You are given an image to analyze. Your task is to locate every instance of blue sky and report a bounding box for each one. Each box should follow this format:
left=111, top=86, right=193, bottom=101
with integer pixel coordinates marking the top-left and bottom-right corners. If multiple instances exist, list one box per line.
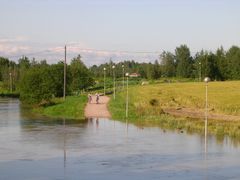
left=0, top=0, right=240, bottom=65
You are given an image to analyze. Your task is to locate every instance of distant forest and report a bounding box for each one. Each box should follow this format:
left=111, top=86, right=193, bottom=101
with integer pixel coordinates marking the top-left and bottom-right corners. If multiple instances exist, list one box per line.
left=0, top=55, right=94, bottom=103
left=90, top=44, right=240, bottom=81
left=0, top=44, right=240, bottom=103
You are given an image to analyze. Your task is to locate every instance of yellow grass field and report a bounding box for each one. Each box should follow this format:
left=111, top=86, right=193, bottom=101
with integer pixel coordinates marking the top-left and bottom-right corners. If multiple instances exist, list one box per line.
left=129, top=81, right=240, bottom=117
left=109, top=81, right=240, bottom=138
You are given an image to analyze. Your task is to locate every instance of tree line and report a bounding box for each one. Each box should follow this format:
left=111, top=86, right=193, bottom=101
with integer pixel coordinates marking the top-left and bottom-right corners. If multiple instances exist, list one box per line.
left=90, top=44, right=240, bottom=81
left=1, top=44, right=240, bottom=104
left=0, top=55, right=94, bottom=104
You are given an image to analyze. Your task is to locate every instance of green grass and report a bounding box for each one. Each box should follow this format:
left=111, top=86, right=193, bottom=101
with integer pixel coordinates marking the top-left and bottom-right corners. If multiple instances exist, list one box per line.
left=124, top=81, right=240, bottom=116
left=109, top=81, right=240, bottom=139
left=0, top=81, right=19, bottom=97
left=34, top=95, right=88, bottom=119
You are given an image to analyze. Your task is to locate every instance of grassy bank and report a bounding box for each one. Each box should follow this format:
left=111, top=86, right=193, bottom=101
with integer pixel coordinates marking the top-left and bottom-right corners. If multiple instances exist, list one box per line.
left=0, top=82, right=19, bottom=97
left=34, top=95, right=88, bottom=119
left=109, top=81, right=240, bottom=138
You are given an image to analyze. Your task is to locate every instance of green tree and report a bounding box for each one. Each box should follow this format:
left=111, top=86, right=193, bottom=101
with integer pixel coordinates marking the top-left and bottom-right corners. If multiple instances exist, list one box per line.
left=215, top=47, right=227, bottom=80
left=175, top=45, right=193, bottom=78
left=69, top=55, right=95, bottom=92
left=50, top=62, right=70, bottom=97
left=18, top=56, right=30, bottom=82
left=19, top=66, right=55, bottom=104
left=0, top=57, right=9, bottom=81
left=226, top=46, right=240, bottom=79
left=152, top=60, right=161, bottom=79
left=160, top=51, right=176, bottom=77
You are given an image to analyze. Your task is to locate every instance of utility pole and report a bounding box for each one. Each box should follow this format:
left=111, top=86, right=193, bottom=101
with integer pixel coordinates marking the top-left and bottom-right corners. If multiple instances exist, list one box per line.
left=64, top=45, right=67, bottom=100
left=9, top=72, right=12, bottom=93
left=199, top=62, right=201, bottom=82
left=104, top=68, right=106, bottom=95
left=125, top=73, right=129, bottom=118
left=112, top=65, right=116, bottom=100
left=204, top=77, right=210, bottom=155
left=122, top=65, right=125, bottom=89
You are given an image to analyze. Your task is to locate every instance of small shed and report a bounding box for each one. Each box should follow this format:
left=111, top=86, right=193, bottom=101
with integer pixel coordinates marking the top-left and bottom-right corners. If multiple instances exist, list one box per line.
left=129, top=73, right=140, bottom=78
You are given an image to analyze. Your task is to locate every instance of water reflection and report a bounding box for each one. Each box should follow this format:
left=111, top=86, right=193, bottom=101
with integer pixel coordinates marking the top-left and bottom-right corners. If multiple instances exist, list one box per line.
left=1, top=98, right=240, bottom=179
left=63, top=118, right=66, bottom=169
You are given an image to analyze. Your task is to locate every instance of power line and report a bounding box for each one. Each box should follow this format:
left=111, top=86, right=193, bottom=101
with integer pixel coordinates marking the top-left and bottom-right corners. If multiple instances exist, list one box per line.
left=68, top=47, right=162, bottom=54
left=4, top=44, right=204, bottom=61
left=6, top=47, right=64, bottom=59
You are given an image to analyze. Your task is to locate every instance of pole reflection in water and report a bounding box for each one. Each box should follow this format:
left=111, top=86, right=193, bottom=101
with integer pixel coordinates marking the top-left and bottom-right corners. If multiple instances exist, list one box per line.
left=125, top=118, right=129, bottom=137
left=96, top=118, right=99, bottom=129
left=2, top=98, right=240, bottom=180
left=204, top=78, right=209, bottom=180
left=63, top=118, right=66, bottom=170
left=204, top=77, right=210, bottom=156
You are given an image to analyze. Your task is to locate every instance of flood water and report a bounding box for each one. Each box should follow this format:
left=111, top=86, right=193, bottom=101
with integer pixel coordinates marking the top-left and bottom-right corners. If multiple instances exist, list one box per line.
left=1, top=98, right=240, bottom=180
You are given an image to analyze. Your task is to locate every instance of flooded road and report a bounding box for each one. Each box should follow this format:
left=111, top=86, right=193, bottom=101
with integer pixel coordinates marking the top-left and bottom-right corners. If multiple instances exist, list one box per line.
left=1, top=98, right=240, bottom=179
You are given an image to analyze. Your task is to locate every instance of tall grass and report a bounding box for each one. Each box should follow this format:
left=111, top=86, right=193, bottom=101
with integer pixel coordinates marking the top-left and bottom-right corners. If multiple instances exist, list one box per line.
left=129, top=81, right=240, bottom=116
left=109, top=81, right=240, bottom=139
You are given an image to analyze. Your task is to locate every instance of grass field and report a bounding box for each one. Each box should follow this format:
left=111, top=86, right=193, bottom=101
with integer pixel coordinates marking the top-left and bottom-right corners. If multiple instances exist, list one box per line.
left=34, top=95, right=88, bottom=119
left=109, top=81, right=240, bottom=138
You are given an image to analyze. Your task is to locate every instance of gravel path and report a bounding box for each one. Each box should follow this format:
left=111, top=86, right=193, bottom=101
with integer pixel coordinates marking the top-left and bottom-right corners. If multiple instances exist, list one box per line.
left=84, top=95, right=111, bottom=118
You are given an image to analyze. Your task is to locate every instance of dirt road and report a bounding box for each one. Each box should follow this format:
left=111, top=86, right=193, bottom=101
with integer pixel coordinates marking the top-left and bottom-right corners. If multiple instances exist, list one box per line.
left=84, top=95, right=111, bottom=118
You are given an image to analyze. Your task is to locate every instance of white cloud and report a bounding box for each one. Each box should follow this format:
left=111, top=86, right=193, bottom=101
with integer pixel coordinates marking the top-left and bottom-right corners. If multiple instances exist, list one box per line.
left=0, top=39, right=158, bottom=66
left=0, top=44, right=30, bottom=56
left=0, top=36, right=31, bottom=58
left=0, top=36, right=28, bottom=43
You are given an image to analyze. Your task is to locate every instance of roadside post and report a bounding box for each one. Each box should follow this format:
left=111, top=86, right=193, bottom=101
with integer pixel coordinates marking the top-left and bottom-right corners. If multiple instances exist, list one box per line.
left=103, top=67, right=106, bottom=95
left=112, top=65, right=116, bottom=100
left=125, top=72, right=129, bottom=118
left=122, top=65, right=125, bottom=89
left=204, top=77, right=210, bottom=155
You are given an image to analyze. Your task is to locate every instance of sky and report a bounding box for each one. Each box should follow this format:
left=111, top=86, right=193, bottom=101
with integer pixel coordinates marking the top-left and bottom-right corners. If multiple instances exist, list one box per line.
left=0, top=0, right=240, bottom=66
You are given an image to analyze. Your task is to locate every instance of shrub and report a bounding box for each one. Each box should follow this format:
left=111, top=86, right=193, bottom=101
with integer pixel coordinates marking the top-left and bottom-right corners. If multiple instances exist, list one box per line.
left=149, top=98, right=159, bottom=106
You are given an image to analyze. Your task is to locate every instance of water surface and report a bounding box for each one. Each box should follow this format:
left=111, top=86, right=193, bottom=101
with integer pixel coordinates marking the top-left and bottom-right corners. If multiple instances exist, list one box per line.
left=0, top=98, right=240, bottom=179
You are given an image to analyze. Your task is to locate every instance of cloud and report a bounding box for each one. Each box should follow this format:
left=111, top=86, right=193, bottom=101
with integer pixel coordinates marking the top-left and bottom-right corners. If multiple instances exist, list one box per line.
left=0, top=44, right=30, bottom=56
left=0, top=36, right=31, bottom=58
left=0, top=39, right=158, bottom=66
left=60, top=43, right=158, bottom=65
left=0, top=36, right=28, bottom=43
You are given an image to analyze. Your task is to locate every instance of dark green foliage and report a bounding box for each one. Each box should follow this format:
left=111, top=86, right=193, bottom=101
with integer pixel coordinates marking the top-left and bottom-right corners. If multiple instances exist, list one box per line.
left=90, top=44, right=240, bottom=81
left=160, top=51, right=176, bottom=77
left=2, top=44, right=240, bottom=104
left=0, top=57, right=18, bottom=91
left=149, top=98, right=159, bottom=106
left=216, top=47, right=227, bottom=80
left=49, top=62, right=69, bottom=97
left=175, top=45, right=193, bottom=78
left=152, top=60, right=161, bottom=79
left=18, top=55, right=93, bottom=104
left=0, top=57, right=9, bottom=81
left=18, top=56, right=30, bottom=78
left=69, top=55, right=95, bottom=92
left=89, top=60, right=157, bottom=80
left=20, top=66, right=55, bottom=104
left=226, top=46, right=240, bottom=79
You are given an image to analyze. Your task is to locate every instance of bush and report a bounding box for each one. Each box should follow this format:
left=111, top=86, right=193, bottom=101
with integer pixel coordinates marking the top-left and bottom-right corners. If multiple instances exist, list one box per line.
left=149, top=98, right=159, bottom=106
left=19, top=66, right=56, bottom=104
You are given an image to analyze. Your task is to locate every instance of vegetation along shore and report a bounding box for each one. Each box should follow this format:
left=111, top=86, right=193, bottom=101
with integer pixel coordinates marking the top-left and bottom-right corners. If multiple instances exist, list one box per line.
left=0, top=44, right=240, bottom=137
left=33, top=96, right=88, bottom=120
left=109, top=81, right=240, bottom=138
